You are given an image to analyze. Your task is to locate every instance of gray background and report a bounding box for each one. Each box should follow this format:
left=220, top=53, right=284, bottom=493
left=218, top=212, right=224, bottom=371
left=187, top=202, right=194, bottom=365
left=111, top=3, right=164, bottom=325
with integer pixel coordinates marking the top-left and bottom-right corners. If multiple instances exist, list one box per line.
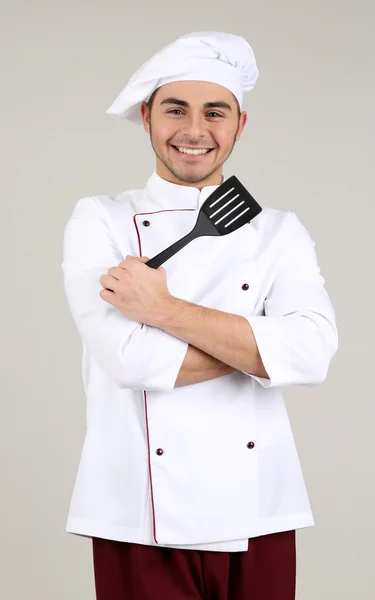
left=1, top=0, right=374, bottom=598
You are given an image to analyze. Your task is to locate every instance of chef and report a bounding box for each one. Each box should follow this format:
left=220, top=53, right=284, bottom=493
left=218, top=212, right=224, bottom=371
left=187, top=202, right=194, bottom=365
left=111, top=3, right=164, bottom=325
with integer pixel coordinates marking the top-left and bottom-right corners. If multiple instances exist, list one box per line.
left=61, top=31, right=338, bottom=600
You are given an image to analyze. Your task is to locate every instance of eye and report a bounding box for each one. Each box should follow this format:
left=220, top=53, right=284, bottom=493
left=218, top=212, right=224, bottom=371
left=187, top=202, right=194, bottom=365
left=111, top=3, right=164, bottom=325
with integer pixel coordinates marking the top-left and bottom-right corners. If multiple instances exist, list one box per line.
left=167, top=109, right=223, bottom=117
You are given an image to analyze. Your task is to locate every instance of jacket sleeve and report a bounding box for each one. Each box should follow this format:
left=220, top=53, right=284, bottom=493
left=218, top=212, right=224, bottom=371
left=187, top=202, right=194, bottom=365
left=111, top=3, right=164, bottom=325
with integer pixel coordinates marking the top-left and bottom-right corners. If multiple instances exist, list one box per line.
left=242, top=211, right=338, bottom=388
left=61, top=196, right=189, bottom=393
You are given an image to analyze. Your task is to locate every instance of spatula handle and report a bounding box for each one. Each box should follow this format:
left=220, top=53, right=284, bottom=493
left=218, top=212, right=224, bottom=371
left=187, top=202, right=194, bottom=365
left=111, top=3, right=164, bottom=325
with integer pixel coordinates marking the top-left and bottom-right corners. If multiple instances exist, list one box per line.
left=145, top=229, right=198, bottom=269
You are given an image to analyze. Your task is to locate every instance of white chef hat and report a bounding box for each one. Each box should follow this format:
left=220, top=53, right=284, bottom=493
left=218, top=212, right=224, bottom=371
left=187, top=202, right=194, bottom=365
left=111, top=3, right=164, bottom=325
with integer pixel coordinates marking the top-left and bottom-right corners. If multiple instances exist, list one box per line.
left=106, top=31, right=259, bottom=125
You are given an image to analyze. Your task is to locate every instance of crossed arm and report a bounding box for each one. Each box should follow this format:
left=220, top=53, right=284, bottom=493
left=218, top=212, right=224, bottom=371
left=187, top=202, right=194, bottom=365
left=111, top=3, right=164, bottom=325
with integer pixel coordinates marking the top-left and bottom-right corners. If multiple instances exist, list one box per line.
left=175, top=345, right=236, bottom=386
left=151, top=297, right=269, bottom=387
left=62, top=201, right=338, bottom=393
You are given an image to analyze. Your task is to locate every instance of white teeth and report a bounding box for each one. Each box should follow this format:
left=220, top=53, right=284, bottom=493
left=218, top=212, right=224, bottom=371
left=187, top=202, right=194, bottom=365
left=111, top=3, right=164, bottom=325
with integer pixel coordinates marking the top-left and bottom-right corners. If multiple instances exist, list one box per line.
left=176, top=147, right=211, bottom=155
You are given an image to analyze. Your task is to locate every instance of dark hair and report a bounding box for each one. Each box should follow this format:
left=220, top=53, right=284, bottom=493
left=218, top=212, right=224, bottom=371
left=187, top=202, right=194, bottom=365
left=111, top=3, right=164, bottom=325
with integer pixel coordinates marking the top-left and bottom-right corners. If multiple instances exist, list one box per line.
left=147, top=88, right=241, bottom=118
left=147, top=88, right=158, bottom=112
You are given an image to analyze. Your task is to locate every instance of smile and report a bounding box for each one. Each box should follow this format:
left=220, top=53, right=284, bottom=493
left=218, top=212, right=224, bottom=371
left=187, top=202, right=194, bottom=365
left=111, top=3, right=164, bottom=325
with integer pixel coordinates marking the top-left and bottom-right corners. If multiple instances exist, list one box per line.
left=171, top=145, right=214, bottom=157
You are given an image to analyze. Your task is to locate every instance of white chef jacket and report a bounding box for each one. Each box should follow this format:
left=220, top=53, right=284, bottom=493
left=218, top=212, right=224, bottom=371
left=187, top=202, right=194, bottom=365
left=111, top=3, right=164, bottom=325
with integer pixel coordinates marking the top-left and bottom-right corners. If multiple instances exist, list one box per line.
left=61, top=171, right=338, bottom=552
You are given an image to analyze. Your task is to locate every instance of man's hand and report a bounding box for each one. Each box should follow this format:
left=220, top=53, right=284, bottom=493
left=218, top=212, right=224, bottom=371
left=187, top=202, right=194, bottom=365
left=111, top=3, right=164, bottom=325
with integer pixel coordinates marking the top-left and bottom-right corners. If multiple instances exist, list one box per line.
left=99, top=255, right=173, bottom=326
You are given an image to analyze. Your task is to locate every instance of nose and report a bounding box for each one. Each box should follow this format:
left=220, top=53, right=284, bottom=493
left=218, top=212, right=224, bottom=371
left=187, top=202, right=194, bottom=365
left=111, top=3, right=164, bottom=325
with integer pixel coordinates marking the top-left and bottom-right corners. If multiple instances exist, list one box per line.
left=180, top=112, right=207, bottom=140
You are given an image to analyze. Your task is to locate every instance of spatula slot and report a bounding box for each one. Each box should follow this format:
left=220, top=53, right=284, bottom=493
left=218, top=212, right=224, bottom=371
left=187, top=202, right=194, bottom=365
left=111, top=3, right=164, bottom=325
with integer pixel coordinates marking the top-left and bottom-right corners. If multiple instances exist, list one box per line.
left=210, top=192, right=240, bottom=217
left=211, top=198, right=243, bottom=222
left=224, top=206, right=251, bottom=228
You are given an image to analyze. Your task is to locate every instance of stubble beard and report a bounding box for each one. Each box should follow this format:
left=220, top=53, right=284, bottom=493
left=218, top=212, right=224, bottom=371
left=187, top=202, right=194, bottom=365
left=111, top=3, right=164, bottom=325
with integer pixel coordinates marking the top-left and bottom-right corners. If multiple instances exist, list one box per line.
left=149, top=121, right=238, bottom=185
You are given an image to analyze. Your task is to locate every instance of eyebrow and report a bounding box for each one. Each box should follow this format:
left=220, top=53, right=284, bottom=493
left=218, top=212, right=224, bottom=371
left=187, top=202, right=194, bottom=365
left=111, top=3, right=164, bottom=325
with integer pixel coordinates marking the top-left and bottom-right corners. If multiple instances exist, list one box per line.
left=159, top=97, right=232, bottom=111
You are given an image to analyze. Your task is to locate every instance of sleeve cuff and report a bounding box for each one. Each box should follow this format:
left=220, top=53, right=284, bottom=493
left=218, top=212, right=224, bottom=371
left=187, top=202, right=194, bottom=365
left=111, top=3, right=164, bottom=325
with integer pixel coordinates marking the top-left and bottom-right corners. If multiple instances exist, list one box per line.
left=147, top=331, right=189, bottom=393
left=241, top=315, right=291, bottom=388
left=120, top=324, right=189, bottom=393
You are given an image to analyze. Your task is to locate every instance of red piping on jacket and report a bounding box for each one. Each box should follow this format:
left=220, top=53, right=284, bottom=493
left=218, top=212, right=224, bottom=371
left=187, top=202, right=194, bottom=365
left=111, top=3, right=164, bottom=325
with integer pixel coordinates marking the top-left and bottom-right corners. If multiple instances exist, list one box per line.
left=133, top=208, right=194, bottom=545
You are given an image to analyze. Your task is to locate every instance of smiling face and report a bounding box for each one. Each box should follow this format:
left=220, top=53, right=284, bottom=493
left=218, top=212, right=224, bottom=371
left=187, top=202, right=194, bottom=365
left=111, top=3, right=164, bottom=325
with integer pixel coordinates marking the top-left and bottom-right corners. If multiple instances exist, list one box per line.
left=140, top=80, right=247, bottom=188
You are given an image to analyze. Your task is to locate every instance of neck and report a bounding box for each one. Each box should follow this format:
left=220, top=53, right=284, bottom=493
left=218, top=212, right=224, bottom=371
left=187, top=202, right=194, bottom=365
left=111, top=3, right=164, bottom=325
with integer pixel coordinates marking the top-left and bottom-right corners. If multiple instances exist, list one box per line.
left=156, top=161, right=223, bottom=190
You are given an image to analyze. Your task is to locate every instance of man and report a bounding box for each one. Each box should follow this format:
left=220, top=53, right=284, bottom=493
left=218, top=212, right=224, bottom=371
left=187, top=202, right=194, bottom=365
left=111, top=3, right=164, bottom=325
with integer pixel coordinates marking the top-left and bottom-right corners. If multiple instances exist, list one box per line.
left=61, top=31, right=338, bottom=600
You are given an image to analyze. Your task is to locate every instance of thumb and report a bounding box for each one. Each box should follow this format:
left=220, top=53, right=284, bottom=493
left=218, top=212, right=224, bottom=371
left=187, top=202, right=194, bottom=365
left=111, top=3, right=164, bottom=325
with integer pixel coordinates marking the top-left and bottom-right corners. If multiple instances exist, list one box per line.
left=126, top=255, right=150, bottom=262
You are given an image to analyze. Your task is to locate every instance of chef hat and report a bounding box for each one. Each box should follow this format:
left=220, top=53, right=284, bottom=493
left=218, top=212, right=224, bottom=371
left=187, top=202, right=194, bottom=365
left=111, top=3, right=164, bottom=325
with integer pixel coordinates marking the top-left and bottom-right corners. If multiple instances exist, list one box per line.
left=106, top=31, right=259, bottom=125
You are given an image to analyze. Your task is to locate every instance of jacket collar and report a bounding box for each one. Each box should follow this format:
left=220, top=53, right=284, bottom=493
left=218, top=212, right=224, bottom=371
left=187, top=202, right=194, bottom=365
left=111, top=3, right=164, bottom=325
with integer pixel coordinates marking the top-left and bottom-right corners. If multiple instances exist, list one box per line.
left=145, top=171, right=226, bottom=211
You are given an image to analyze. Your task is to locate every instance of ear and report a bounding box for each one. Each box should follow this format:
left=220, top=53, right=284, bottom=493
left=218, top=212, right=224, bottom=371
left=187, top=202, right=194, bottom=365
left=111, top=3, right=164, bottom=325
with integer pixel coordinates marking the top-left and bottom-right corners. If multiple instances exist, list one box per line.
left=236, top=111, right=248, bottom=141
left=141, top=102, right=151, bottom=134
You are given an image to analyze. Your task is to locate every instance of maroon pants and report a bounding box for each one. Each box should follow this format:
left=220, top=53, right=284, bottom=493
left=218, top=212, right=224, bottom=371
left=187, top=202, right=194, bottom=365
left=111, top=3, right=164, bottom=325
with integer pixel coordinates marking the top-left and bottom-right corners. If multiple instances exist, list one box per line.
left=92, top=530, right=296, bottom=600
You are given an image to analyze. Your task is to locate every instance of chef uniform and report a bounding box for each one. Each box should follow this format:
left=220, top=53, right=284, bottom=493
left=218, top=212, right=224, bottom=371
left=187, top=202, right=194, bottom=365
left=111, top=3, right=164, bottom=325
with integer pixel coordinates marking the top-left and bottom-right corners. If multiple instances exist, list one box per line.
left=61, top=31, right=338, bottom=600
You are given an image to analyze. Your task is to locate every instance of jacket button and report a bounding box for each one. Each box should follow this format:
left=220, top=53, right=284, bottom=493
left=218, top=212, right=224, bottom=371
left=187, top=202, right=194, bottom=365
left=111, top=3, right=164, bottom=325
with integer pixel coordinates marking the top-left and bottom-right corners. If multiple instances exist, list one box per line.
left=247, top=441, right=255, bottom=449
left=156, top=448, right=164, bottom=456
left=242, top=283, right=249, bottom=290
left=142, top=220, right=151, bottom=227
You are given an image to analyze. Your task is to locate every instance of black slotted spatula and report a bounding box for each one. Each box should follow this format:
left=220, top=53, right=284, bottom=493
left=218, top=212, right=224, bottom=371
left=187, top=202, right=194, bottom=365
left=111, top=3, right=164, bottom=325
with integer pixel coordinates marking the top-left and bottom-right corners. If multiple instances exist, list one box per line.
left=145, top=176, right=262, bottom=269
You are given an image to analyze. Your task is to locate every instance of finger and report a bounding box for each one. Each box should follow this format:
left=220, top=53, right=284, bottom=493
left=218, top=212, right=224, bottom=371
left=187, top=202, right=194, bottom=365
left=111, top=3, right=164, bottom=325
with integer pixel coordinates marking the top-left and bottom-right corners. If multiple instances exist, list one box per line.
left=99, top=274, right=118, bottom=291
left=107, top=266, right=126, bottom=279
left=125, top=255, right=150, bottom=262
left=99, top=288, right=116, bottom=303
left=117, top=257, right=135, bottom=269
left=130, top=256, right=150, bottom=263
left=119, top=256, right=149, bottom=269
